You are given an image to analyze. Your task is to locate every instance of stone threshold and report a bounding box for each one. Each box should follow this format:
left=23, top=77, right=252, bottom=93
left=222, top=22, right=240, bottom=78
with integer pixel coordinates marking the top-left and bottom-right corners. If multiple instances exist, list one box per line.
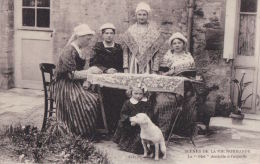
left=209, top=116, right=260, bottom=133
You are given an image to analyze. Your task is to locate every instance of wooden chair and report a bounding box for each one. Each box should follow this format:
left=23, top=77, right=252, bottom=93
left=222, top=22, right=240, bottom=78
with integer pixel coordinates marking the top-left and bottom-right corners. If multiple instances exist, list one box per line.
left=39, top=63, right=56, bottom=131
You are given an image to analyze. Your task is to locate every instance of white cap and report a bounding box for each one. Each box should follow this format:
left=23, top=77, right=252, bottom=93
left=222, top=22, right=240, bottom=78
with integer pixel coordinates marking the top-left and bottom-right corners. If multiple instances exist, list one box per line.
left=73, top=24, right=95, bottom=36
left=135, top=2, right=151, bottom=13
left=168, top=32, right=188, bottom=45
left=99, top=23, right=116, bottom=31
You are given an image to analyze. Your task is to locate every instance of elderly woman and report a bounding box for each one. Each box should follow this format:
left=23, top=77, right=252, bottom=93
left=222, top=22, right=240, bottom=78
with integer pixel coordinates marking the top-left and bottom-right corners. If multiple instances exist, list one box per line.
left=89, top=23, right=125, bottom=133
left=122, top=2, right=164, bottom=74
left=51, top=24, right=99, bottom=138
left=155, top=32, right=197, bottom=139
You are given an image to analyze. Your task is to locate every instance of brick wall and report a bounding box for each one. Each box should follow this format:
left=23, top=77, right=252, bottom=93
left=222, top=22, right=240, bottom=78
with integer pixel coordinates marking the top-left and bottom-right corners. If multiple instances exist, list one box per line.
left=0, top=0, right=14, bottom=89
left=192, top=0, right=232, bottom=115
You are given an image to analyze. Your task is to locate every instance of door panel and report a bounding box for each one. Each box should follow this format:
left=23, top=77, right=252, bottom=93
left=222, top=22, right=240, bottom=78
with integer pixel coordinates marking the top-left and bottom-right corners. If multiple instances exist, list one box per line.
left=15, top=30, right=53, bottom=89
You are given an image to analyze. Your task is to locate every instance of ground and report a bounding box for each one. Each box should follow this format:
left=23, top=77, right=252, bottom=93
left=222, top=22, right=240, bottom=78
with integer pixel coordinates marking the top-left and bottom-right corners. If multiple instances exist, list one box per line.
left=0, top=88, right=260, bottom=164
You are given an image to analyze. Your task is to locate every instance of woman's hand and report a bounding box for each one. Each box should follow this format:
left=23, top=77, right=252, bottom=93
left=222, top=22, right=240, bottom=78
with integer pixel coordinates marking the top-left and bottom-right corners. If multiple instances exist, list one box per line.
left=88, top=66, right=103, bottom=74
left=83, top=81, right=91, bottom=89
left=151, top=71, right=157, bottom=74
left=162, top=72, right=169, bottom=76
left=106, top=68, right=117, bottom=74
left=163, top=68, right=175, bottom=76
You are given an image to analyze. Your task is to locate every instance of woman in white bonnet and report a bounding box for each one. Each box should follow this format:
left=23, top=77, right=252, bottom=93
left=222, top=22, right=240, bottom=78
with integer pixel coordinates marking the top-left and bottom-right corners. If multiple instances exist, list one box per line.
left=89, top=23, right=125, bottom=132
left=51, top=24, right=99, bottom=138
left=155, top=32, right=197, bottom=139
left=122, top=2, right=165, bottom=74
left=160, top=32, right=195, bottom=76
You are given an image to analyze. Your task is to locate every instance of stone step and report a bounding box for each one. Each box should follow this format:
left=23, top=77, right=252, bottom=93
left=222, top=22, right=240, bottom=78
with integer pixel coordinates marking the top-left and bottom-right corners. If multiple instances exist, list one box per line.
left=244, top=113, right=260, bottom=121
left=209, top=116, right=260, bottom=132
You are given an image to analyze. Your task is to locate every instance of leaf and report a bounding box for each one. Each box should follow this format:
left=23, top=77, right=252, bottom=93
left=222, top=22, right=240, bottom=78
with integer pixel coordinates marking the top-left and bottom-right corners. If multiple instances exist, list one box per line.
left=241, top=93, right=253, bottom=105
left=232, top=79, right=239, bottom=83
left=239, top=73, right=246, bottom=93
left=243, top=81, right=252, bottom=88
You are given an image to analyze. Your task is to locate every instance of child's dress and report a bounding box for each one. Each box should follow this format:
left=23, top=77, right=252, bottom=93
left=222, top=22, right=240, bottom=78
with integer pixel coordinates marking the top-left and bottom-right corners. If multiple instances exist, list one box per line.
left=113, top=98, right=153, bottom=154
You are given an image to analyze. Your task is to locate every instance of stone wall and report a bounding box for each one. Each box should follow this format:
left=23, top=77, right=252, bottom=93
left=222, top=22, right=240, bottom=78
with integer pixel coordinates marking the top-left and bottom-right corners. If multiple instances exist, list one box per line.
left=0, top=0, right=15, bottom=89
left=0, top=0, right=234, bottom=115
left=51, top=0, right=188, bottom=64
left=192, top=0, right=232, bottom=115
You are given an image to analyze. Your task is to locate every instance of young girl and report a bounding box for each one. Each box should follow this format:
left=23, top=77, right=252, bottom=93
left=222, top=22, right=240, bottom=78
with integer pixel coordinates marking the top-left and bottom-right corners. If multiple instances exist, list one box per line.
left=113, top=84, right=153, bottom=154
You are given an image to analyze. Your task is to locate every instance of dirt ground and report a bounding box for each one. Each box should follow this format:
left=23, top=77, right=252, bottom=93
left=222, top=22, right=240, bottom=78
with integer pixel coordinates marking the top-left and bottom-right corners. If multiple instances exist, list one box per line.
left=1, top=88, right=260, bottom=164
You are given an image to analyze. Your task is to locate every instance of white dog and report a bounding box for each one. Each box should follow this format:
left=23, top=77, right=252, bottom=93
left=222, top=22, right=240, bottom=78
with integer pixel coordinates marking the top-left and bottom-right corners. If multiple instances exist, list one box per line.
left=130, top=113, right=166, bottom=160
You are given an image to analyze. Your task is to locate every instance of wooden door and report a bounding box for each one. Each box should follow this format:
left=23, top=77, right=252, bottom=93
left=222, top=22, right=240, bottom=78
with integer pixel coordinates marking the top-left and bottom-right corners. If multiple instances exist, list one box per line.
left=14, top=0, right=53, bottom=89
left=232, top=0, right=259, bottom=113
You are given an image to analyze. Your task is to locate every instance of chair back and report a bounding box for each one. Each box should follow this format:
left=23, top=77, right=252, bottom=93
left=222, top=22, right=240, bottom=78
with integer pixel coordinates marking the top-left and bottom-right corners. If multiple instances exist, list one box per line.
left=39, top=63, right=56, bottom=131
left=39, top=63, right=56, bottom=94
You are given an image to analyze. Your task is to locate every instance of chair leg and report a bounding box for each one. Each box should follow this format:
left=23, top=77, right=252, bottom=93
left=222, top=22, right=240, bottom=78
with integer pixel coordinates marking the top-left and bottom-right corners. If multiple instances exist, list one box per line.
left=41, top=99, right=49, bottom=131
left=49, top=100, right=54, bottom=117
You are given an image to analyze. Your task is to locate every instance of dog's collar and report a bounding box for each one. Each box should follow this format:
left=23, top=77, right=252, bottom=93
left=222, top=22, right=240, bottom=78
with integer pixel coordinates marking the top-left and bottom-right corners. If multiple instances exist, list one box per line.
left=130, top=97, right=148, bottom=104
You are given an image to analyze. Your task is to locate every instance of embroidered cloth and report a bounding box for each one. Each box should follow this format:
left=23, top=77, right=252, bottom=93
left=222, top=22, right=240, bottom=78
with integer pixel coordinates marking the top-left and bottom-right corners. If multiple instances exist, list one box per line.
left=84, top=73, right=192, bottom=96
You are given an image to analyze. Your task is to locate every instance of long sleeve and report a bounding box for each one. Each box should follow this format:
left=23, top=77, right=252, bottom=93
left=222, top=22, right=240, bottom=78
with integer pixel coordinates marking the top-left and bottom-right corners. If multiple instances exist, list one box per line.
left=55, top=46, right=78, bottom=80
left=89, top=51, right=108, bottom=72
left=114, top=44, right=124, bottom=72
left=123, top=46, right=129, bottom=69
left=152, top=52, right=160, bottom=72
left=118, top=102, right=131, bottom=128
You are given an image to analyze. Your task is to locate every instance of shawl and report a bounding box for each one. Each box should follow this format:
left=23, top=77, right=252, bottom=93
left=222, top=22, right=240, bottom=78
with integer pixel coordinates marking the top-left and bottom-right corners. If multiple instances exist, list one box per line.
left=161, top=50, right=195, bottom=74
left=55, top=45, right=86, bottom=79
left=122, top=22, right=165, bottom=72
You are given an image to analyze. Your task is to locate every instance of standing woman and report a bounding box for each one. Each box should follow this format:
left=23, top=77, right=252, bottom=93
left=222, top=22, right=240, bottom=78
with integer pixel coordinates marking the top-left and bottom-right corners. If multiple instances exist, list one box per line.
left=89, top=23, right=125, bottom=132
left=122, top=2, right=165, bottom=74
left=51, top=24, right=99, bottom=138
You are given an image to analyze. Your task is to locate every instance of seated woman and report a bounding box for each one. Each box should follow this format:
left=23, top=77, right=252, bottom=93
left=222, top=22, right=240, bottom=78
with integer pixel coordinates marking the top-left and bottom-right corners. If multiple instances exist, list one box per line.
left=89, top=23, right=123, bottom=73
left=51, top=24, right=99, bottom=138
left=89, top=23, right=125, bottom=133
left=155, top=32, right=197, bottom=139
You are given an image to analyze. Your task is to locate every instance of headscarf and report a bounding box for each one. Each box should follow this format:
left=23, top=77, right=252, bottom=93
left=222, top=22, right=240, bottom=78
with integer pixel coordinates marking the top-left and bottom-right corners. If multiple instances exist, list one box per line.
left=135, top=2, right=151, bottom=13
left=168, top=32, right=188, bottom=46
left=66, top=24, right=95, bottom=46
left=99, top=23, right=116, bottom=33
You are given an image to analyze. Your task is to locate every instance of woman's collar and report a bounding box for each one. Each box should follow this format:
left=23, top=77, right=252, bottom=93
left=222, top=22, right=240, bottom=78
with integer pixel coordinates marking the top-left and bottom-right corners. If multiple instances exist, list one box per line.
left=71, top=42, right=84, bottom=59
left=130, top=97, right=148, bottom=104
left=103, top=41, right=115, bottom=48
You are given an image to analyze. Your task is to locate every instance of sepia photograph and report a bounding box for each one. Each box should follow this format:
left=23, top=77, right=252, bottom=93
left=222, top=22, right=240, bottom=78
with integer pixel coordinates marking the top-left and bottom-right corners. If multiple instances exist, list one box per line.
left=0, top=0, right=260, bottom=163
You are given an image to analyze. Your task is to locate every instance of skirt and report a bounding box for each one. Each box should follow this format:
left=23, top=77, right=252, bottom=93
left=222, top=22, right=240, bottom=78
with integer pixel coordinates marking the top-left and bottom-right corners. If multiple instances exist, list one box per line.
left=154, top=92, right=197, bottom=139
left=51, top=79, right=99, bottom=137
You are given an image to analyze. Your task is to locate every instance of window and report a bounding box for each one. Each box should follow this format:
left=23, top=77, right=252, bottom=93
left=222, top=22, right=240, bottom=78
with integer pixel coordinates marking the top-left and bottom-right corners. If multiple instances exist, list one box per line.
left=22, top=0, right=50, bottom=28
left=238, top=0, right=257, bottom=56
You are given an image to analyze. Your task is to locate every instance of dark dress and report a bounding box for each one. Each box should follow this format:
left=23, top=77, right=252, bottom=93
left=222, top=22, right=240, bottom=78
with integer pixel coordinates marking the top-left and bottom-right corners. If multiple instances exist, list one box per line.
left=90, top=42, right=125, bottom=132
left=113, top=99, right=153, bottom=154
left=89, top=42, right=123, bottom=72
left=51, top=45, right=99, bottom=138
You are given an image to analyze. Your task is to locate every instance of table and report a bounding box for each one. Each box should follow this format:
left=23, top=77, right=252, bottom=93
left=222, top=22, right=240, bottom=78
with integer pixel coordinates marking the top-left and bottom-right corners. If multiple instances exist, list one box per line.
left=83, top=73, right=198, bottom=133
left=86, top=73, right=190, bottom=96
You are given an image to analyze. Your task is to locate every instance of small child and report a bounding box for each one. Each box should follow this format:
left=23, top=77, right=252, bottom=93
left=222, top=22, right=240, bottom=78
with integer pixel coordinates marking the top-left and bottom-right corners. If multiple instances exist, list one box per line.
left=113, top=84, right=153, bottom=154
